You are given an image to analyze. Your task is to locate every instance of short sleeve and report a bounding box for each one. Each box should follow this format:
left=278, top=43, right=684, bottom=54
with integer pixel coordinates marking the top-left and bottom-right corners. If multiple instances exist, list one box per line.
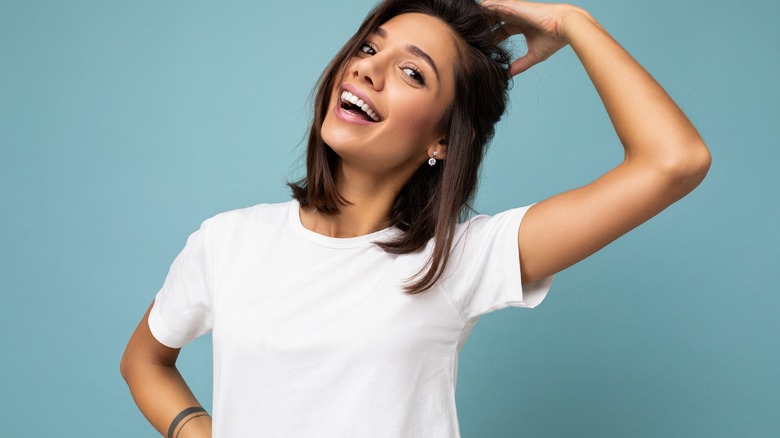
left=148, top=218, right=215, bottom=348
left=440, top=205, right=554, bottom=322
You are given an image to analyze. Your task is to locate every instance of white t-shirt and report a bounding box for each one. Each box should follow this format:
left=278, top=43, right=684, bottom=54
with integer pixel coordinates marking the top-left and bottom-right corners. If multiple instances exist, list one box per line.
left=149, top=199, right=554, bottom=437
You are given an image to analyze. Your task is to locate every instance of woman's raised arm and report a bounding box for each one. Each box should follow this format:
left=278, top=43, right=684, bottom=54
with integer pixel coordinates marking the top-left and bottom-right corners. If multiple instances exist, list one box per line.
left=482, top=0, right=712, bottom=284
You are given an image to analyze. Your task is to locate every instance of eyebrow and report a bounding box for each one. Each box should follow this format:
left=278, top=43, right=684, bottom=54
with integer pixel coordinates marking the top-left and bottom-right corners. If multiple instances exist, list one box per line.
left=373, top=27, right=440, bottom=81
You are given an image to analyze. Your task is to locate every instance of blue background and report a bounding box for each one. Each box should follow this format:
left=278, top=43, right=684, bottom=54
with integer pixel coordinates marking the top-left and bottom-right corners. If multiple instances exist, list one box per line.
left=1, top=0, right=778, bottom=436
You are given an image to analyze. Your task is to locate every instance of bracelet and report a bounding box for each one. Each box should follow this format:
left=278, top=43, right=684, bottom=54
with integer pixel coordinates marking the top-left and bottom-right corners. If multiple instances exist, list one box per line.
left=167, top=406, right=207, bottom=438
left=175, top=413, right=209, bottom=438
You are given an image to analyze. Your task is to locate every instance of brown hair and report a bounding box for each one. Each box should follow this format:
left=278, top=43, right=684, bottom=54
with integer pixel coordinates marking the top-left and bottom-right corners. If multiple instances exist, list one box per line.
left=288, top=0, right=511, bottom=294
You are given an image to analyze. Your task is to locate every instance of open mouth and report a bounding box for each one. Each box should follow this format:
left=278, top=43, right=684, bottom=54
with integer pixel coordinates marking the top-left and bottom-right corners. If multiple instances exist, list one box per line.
left=339, top=90, right=382, bottom=122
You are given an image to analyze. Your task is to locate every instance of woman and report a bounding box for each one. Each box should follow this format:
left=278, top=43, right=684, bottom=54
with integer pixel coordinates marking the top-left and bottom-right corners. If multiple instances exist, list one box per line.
left=120, top=0, right=711, bottom=436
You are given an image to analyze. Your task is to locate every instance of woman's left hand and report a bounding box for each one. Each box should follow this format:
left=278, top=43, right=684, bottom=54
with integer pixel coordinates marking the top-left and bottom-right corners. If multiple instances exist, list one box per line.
left=481, top=0, right=595, bottom=76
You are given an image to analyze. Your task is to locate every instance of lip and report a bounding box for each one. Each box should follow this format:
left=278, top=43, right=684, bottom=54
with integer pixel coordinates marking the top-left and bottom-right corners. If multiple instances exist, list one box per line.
left=334, top=103, right=379, bottom=126
left=339, top=83, right=383, bottom=122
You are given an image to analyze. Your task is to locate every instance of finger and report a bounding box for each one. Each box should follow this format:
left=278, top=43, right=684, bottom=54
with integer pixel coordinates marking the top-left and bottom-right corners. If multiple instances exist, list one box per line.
left=490, top=22, right=510, bottom=44
left=482, top=0, right=516, bottom=22
left=509, top=53, right=539, bottom=76
left=481, top=2, right=503, bottom=26
left=491, top=20, right=530, bottom=45
left=483, top=0, right=511, bottom=42
left=481, top=0, right=513, bottom=10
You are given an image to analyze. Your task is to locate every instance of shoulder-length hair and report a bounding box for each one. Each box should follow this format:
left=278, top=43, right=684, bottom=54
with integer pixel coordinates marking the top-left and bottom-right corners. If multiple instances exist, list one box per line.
left=289, top=0, right=511, bottom=295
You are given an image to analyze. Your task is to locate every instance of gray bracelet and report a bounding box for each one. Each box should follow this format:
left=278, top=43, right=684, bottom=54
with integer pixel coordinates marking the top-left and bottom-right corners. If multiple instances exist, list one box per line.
left=175, top=413, right=209, bottom=438
left=167, top=406, right=207, bottom=438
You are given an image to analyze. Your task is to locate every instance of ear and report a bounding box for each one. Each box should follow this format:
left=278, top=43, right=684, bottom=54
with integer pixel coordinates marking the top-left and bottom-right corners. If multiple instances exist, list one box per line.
left=427, top=138, right=448, bottom=161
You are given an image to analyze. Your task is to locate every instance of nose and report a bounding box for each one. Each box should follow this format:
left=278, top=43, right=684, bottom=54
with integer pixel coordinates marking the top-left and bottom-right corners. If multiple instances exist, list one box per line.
left=350, top=53, right=385, bottom=91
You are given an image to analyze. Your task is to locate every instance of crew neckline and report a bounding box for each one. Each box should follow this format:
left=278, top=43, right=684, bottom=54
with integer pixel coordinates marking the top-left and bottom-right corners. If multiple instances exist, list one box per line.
left=288, top=199, right=397, bottom=249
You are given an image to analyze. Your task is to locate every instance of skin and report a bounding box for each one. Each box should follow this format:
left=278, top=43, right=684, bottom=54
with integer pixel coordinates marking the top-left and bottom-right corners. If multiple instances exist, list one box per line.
left=121, top=3, right=711, bottom=436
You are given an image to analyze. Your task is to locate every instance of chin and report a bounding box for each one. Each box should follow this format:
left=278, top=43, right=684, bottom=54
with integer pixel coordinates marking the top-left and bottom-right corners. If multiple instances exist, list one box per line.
left=321, top=113, right=359, bottom=157
left=320, top=118, right=342, bottom=151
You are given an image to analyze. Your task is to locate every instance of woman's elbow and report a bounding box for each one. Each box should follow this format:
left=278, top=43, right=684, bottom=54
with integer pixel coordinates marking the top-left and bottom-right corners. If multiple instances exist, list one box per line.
left=677, top=140, right=711, bottom=188
left=656, top=139, right=712, bottom=193
left=120, top=349, right=133, bottom=383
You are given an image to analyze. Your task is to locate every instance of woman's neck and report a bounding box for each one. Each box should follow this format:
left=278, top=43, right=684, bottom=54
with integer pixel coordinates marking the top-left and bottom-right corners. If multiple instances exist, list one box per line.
left=299, top=201, right=391, bottom=238
left=299, top=162, right=410, bottom=238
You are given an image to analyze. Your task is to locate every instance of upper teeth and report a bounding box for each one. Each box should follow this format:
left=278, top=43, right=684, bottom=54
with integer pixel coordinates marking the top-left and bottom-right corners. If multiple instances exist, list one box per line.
left=341, top=91, right=380, bottom=122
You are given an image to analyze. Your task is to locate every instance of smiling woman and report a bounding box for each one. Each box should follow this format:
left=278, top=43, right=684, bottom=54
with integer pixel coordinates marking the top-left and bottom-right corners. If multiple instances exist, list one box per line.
left=294, top=4, right=515, bottom=299
left=120, top=0, right=710, bottom=436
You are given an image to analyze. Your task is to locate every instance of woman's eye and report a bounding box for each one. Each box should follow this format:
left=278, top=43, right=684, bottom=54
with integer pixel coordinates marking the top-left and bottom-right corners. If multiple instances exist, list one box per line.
left=402, top=67, right=426, bottom=85
left=359, top=43, right=376, bottom=55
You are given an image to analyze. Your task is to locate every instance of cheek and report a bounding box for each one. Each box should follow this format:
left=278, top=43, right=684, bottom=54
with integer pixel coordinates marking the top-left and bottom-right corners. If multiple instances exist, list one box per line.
left=391, top=95, right=444, bottom=143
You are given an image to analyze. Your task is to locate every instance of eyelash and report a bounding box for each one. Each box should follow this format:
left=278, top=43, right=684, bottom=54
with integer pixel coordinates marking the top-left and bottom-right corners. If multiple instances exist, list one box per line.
left=358, top=42, right=427, bottom=86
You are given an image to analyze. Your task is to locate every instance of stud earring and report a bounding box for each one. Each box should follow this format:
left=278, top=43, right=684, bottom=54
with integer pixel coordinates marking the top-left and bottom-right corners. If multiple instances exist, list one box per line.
left=428, top=150, right=438, bottom=166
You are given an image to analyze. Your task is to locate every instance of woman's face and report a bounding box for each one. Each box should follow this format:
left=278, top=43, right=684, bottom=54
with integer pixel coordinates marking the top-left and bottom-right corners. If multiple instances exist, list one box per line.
left=321, top=12, right=459, bottom=177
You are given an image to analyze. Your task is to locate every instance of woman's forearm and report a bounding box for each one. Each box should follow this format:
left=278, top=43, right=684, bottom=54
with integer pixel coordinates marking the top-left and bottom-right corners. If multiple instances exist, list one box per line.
left=560, top=11, right=711, bottom=180
left=123, top=363, right=212, bottom=437
left=121, top=303, right=212, bottom=437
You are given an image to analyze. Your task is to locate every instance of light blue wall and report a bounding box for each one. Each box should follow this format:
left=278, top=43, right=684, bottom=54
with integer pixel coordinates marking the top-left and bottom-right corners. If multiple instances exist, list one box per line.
left=1, top=0, right=777, bottom=436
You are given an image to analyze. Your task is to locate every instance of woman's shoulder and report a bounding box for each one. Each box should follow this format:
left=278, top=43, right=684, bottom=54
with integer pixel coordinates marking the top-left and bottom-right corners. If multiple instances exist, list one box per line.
left=455, top=204, right=535, bottom=236
left=200, top=199, right=294, bottom=233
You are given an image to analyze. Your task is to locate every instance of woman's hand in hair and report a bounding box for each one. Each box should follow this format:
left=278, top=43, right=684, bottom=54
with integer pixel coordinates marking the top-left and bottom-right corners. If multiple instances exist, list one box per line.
left=481, top=0, right=599, bottom=76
